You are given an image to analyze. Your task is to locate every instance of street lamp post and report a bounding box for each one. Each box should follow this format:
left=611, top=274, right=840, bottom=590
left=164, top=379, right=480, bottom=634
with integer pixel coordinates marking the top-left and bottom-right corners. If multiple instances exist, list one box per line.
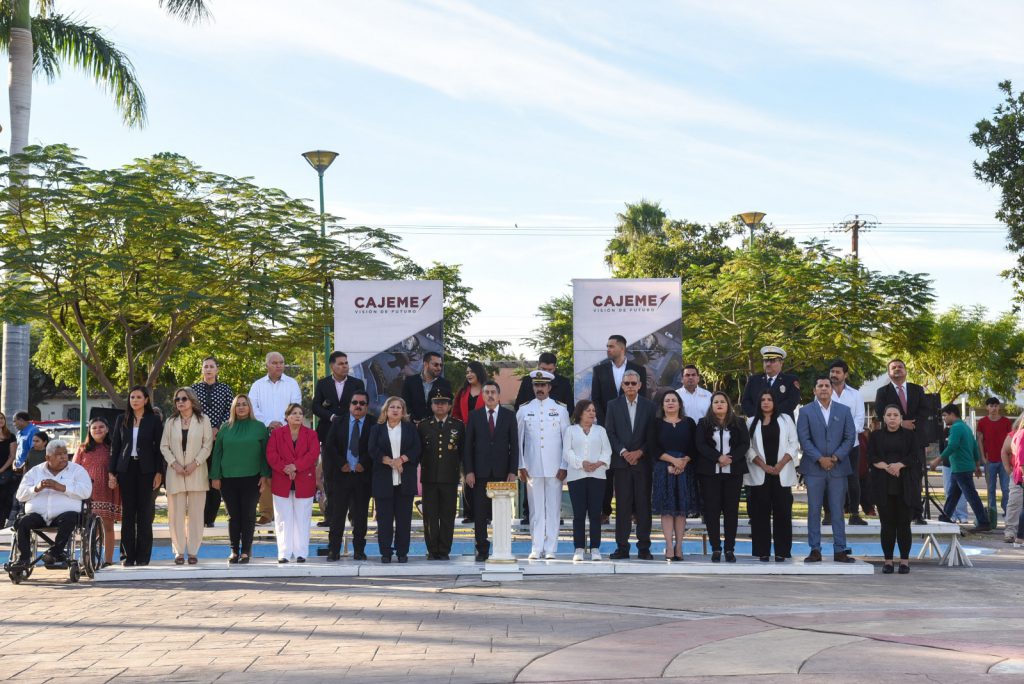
left=301, top=150, right=339, bottom=428
left=738, top=211, right=766, bottom=247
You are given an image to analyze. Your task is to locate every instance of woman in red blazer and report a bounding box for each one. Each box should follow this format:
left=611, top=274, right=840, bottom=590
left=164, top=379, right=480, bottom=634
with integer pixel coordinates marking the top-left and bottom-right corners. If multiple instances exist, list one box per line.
left=266, top=403, right=319, bottom=563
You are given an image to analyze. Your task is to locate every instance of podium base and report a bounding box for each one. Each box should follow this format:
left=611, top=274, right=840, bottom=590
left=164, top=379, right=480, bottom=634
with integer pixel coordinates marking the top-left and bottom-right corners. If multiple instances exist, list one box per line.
left=482, top=561, right=524, bottom=581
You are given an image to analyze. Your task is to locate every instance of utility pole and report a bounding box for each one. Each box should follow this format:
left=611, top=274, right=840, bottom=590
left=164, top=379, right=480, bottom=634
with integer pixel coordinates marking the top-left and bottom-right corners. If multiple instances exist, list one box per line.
left=833, top=214, right=878, bottom=260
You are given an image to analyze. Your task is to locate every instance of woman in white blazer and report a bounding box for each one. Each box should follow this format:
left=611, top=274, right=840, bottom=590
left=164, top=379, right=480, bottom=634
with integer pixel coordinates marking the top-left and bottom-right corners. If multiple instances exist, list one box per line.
left=744, top=389, right=798, bottom=562
left=161, top=387, right=214, bottom=565
left=563, top=400, right=612, bottom=562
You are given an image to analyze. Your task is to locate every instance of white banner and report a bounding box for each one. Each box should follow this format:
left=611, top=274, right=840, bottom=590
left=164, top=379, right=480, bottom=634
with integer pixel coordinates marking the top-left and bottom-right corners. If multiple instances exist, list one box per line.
left=334, top=279, right=444, bottom=410
left=572, top=278, right=683, bottom=401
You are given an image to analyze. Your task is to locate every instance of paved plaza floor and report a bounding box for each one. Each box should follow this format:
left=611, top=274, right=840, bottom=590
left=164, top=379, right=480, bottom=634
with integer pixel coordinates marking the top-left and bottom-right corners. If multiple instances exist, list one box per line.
left=1, top=539, right=1023, bottom=683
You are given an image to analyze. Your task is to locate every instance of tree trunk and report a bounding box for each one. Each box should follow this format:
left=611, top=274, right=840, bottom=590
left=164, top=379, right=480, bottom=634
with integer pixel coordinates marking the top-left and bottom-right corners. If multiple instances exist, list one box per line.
left=0, top=1, right=33, bottom=417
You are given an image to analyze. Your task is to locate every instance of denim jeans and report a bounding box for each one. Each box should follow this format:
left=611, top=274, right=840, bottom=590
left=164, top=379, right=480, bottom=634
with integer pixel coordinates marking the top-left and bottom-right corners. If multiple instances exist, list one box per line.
left=940, top=465, right=969, bottom=521
left=943, top=470, right=990, bottom=526
left=984, top=461, right=1009, bottom=517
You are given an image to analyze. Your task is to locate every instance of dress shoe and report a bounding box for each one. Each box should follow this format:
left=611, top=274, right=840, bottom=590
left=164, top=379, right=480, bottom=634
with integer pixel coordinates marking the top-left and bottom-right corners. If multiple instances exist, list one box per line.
left=277, top=558, right=288, bottom=564
left=380, top=556, right=391, bottom=564
left=228, top=553, right=239, bottom=564
left=136, top=561, right=149, bottom=567
left=863, top=506, right=877, bottom=516
left=672, top=555, right=683, bottom=562
left=774, top=555, right=786, bottom=562
left=440, top=553, right=450, bottom=561
left=426, top=552, right=438, bottom=561
left=968, top=524, right=992, bottom=533
left=397, top=555, right=408, bottom=563
left=848, top=516, right=868, bottom=526
left=821, top=515, right=832, bottom=526
left=913, top=515, right=926, bottom=525
left=296, top=557, right=306, bottom=563
left=637, top=551, right=654, bottom=560
left=326, top=552, right=340, bottom=562
left=353, top=552, right=367, bottom=561
left=833, top=552, right=856, bottom=563
left=804, top=549, right=822, bottom=563
left=937, top=514, right=953, bottom=523
left=475, top=552, right=488, bottom=562
left=121, top=559, right=135, bottom=567
left=711, top=551, right=721, bottom=563
left=882, top=563, right=895, bottom=574
left=461, top=517, right=473, bottom=524
left=898, top=564, right=910, bottom=574
left=609, top=549, right=630, bottom=560
left=316, top=520, right=330, bottom=527
left=725, top=551, right=736, bottom=563
left=238, top=554, right=250, bottom=564
left=759, top=556, right=770, bottom=563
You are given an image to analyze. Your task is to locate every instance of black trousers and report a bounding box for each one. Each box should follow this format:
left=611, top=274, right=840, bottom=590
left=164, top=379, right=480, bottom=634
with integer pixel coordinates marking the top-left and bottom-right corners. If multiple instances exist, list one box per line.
left=118, top=460, right=156, bottom=564
left=471, top=479, right=496, bottom=553
left=422, top=481, right=458, bottom=555
left=204, top=481, right=222, bottom=526
left=568, top=477, right=604, bottom=549
left=461, top=480, right=475, bottom=520
left=878, top=492, right=913, bottom=559
left=321, top=478, right=333, bottom=521
left=16, top=511, right=78, bottom=560
left=700, top=473, right=743, bottom=553
left=0, top=476, right=19, bottom=526
left=602, top=476, right=614, bottom=516
left=220, top=475, right=260, bottom=555
left=747, top=476, right=793, bottom=558
left=613, top=465, right=652, bottom=552
left=328, top=479, right=371, bottom=554
left=375, top=488, right=413, bottom=558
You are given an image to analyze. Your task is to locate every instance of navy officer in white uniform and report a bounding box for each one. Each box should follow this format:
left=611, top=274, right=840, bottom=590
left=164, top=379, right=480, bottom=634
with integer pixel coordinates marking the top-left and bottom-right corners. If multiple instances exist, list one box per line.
left=517, top=370, right=570, bottom=559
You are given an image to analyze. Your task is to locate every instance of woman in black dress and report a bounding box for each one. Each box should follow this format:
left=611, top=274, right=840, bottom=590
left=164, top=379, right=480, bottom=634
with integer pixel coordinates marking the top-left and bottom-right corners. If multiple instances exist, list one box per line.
left=650, top=390, right=697, bottom=561
left=695, top=392, right=750, bottom=563
left=869, top=404, right=917, bottom=574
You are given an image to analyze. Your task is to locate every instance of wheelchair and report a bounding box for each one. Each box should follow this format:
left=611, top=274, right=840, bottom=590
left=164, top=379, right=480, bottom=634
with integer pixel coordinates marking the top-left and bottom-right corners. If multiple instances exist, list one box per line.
left=3, top=500, right=104, bottom=584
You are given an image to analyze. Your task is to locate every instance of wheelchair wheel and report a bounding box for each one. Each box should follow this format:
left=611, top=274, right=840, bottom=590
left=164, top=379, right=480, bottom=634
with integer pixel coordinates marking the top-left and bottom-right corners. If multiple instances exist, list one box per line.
left=9, top=568, right=23, bottom=585
left=82, top=516, right=103, bottom=579
left=68, top=560, right=81, bottom=583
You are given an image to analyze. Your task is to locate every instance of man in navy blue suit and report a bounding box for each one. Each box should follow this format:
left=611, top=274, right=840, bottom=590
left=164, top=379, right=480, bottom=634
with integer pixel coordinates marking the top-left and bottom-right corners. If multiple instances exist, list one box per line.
left=797, top=375, right=857, bottom=563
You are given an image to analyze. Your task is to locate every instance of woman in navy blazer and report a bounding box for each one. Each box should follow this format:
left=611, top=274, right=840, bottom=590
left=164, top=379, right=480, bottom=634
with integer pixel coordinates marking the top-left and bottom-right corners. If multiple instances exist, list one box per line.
left=266, top=403, right=319, bottom=563
left=369, top=396, right=421, bottom=563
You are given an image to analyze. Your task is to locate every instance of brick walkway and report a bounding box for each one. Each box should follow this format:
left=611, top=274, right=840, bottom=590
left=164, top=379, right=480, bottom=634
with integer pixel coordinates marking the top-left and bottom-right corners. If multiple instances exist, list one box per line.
left=1, top=554, right=1022, bottom=682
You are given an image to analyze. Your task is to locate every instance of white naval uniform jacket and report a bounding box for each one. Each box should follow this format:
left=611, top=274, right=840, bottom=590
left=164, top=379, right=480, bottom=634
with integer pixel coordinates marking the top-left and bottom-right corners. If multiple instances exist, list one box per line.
left=517, top=397, right=570, bottom=478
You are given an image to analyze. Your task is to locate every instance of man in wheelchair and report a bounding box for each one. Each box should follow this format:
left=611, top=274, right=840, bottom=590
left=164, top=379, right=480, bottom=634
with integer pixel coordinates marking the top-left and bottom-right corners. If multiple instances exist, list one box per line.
left=10, top=439, right=92, bottom=568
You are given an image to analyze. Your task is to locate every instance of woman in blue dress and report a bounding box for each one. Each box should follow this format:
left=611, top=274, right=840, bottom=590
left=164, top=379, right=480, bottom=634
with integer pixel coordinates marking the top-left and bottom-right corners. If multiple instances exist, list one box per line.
left=650, top=390, right=697, bottom=561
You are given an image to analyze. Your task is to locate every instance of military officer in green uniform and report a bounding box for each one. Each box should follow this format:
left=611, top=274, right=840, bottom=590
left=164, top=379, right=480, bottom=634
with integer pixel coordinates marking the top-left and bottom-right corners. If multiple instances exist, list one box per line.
left=418, top=389, right=465, bottom=560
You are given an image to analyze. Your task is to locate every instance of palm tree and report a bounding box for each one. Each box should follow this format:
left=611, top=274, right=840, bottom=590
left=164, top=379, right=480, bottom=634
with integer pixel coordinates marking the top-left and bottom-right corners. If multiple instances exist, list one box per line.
left=603, top=199, right=667, bottom=268
left=0, top=0, right=211, bottom=416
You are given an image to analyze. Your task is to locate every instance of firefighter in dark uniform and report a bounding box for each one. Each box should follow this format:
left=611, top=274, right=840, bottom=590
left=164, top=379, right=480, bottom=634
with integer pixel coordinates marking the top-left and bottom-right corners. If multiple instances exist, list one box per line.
left=417, top=388, right=465, bottom=560
left=740, top=346, right=802, bottom=418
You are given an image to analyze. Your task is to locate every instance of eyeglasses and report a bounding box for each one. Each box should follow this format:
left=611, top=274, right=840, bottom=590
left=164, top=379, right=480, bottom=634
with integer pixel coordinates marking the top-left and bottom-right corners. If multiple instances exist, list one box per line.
left=622, top=381, right=639, bottom=386
left=174, top=397, right=189, bottom=403
left=350, top=400, right=368, bottom=406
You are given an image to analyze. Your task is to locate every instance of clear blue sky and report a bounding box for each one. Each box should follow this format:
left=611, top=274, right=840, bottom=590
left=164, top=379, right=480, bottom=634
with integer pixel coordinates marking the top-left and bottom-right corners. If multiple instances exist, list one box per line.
left=31, top=0, right=1023, bottom=355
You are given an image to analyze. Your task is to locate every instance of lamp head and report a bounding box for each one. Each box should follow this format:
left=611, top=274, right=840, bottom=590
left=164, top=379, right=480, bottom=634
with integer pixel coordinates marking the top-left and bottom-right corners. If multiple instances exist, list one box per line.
left=738, top=211, right=766, bottom=227
left=302, top=150, right=339, bottom=174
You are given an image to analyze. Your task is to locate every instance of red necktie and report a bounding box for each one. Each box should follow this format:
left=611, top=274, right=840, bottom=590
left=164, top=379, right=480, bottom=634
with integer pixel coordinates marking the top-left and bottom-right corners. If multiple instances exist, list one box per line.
left=488, top=410, right=495, bottom=436
left=897, top=385, right=908, bottom=414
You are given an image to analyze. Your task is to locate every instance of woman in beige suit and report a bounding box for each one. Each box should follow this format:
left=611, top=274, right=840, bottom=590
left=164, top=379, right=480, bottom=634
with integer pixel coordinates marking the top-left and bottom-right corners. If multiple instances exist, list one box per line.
left=161, top=387, right=214, bottom=565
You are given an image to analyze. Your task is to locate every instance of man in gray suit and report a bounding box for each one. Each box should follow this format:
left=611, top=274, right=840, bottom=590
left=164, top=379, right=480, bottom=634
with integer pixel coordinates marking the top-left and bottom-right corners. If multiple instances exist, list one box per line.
left=797, top=374, right=857, bottom=563
left=605, top=370, right=656, bottom=560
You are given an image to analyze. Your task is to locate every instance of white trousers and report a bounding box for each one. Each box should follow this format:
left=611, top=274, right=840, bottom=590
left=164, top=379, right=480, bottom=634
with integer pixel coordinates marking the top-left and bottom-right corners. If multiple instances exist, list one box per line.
left=167, top=490, right=205, bottom=557
left=273, top=493, right=313, bottom=560
left=527, top=477, right=563, bottom=555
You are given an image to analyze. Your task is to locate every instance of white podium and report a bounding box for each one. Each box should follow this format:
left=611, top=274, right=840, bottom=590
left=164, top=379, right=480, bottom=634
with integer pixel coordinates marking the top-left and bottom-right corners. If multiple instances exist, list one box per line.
left=481, top=481, right=523, bottom=581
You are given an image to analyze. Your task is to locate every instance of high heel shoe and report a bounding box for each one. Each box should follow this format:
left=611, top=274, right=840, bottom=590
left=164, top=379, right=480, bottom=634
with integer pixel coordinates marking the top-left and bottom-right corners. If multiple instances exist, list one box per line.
left=174, top=555, right=184, bottom=565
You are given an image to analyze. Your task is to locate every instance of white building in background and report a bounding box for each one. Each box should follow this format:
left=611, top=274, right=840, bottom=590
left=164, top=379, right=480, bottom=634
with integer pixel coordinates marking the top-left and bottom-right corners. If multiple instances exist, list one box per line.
left=35, top=390, right=115, bottom=422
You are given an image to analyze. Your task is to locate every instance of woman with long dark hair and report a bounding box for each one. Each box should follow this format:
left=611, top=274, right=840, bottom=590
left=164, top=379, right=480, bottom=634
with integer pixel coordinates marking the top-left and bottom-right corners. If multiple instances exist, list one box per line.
left=744, top=391, right=798, bottom=562
left=108, top=385, right=164, bottom=566
left=0, top=412, right=17, bottom=527
left=453, top=361, right=488, bottom=522
left=695, top=392, right=749, bottom=563
left=650, top=390, right=697, bottom=561
left=73, top=418, right=121, bottom=567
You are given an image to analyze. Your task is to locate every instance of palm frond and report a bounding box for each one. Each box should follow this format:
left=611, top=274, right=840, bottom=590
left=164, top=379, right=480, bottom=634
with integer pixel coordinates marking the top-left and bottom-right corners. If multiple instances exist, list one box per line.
left=34, top=14, right=147, bottom=127
left=159, top=0, right=212, bottom=24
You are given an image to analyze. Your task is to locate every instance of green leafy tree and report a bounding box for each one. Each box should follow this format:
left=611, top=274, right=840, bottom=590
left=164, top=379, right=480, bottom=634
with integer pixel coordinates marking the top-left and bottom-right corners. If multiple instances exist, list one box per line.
left=0, top=144, right=400, bottom=408
left=529, top=294, right=574, bottom=377
left=890, top=306, right=1024, bottom=403
left=972, top=80, right=1024, bottom=304
left=604, top=198, right=667, bottom=268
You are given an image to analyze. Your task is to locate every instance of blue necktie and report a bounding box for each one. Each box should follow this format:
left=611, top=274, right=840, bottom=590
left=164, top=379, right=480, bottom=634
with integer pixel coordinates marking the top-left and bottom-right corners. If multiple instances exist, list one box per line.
left=346, top=419, right=361, bottom=470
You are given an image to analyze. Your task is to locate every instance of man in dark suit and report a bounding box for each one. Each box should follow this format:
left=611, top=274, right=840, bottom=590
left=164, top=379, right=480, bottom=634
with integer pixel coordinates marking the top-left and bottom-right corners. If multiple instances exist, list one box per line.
left=321, top=390, right=375, bottom=561
left=874, top=358, right=930, bottom=523
left=418, top=390, right=465, bottom=560
left=402, top=351, right=453, bottom=423
left=591, top=334, right=647, bottom=521
left=463, top=380, right=518, bottom=561
left=740, top=345, right=801, bottom=418
left=312, top=351, right=366, bottom=526
left=605, top=369, right=657, bottom=560
left=514, top=352, right=575, bottom=411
